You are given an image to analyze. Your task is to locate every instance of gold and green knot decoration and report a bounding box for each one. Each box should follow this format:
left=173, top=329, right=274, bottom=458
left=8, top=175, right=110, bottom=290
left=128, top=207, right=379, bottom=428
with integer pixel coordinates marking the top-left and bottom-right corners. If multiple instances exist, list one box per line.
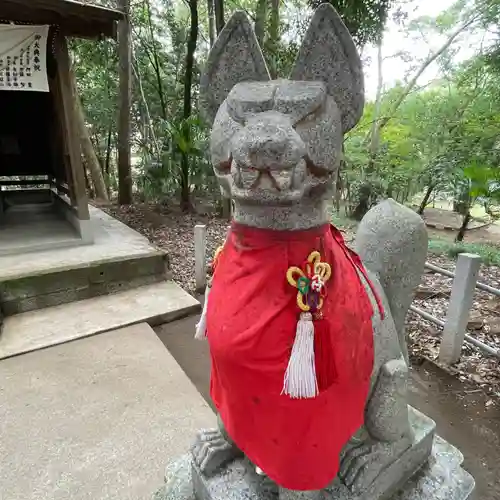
left=286, top=251, right=332, bottom=314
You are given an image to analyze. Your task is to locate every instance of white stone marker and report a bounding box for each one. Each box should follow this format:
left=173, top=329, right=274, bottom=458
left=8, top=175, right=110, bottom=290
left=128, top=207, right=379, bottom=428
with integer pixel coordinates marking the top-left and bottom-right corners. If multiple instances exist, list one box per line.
left=195, top=224, right=207, bottom=292
left=439, top=253, right=481, bottom=365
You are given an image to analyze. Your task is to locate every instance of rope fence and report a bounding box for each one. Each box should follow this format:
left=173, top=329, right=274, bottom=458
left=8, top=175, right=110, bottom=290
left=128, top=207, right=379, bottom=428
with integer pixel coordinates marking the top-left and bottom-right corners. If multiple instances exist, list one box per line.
left=411, top=255, right=500, bottom=362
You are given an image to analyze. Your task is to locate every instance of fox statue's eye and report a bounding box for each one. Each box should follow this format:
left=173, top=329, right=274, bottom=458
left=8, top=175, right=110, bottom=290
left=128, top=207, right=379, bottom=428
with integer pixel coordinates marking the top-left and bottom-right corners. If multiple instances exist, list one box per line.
left=275, top=81, right=327, bottom=124
left=227, top=82, right=275, bottom=125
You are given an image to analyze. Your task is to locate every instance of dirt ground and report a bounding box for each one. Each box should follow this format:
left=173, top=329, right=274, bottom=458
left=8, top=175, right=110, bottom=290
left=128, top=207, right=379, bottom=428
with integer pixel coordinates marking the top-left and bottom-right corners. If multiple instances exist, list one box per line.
left=421, top=206, right=500, bottom=245
left=426, top=224, right=500, bottom=244
left=156, top=316, right=500, bottom=500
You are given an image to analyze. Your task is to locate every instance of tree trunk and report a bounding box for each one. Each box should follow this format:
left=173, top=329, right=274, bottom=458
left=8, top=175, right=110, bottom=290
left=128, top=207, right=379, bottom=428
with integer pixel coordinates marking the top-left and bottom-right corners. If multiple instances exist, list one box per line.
left=131, top=53, right=161, bottom=161
left=70, top=69, right=109, bottom=201
left=145, top=0, right=168, bottom=120
left=254, top=0, right=267, bottom=47
left=214, top=0, right=225, bottom=34
left=335, top=174, right=342, bottom=214
left=454, top=183, right=470, bottom=215
left=454, top=201, right=468, bottom=215
left=118, top=0, right=133, bottom=205
left=213, top=0, right=231, bottom=218
left=75, top=97, right=109, bottom=201
left=267, top=0, right=280, bottom=79
left=267, top=0, right=280, bottom=80
left=417, top=184, right=435, bottom=215
left=354, top=35, right=383, bottom=219
left=344, top=178, right=351, bottom=216
left=83, top=162, right=94, bottom=199
left=352, top=184, right=372, bottom=220
left=180, top=0, right=199, bottom=211
left=369, top=35, right=384, bottom=157
left=207, top=0, right=216, bottom=46
left=105, top=126, right=113, bottom=196
left=456, top=210, right=471, bottom=242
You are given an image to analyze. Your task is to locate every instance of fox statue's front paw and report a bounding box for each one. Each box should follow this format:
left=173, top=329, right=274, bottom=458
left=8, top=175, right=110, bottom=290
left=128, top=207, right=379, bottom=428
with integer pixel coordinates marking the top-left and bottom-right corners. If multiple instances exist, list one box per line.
left=339, top=435, right=411, bottom=494
left=191, top=429, right=242, bottom=476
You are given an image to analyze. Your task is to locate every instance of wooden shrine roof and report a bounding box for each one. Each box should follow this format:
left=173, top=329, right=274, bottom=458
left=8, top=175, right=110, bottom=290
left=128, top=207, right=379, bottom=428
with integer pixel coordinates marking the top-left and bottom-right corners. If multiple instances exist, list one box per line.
left=0, top=0, right=124, bottom=39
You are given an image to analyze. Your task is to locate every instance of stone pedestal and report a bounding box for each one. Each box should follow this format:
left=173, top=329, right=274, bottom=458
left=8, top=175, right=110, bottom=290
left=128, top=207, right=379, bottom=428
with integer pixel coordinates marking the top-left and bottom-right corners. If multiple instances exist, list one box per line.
left=153, top=409, right=474, bottom=500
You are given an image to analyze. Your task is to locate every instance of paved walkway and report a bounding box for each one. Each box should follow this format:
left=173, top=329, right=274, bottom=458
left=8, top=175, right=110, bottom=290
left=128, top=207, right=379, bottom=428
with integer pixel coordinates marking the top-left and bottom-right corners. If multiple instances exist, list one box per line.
left=1, top=323, right=215, bottom=500
left=156, top=316, right=500, bottom=500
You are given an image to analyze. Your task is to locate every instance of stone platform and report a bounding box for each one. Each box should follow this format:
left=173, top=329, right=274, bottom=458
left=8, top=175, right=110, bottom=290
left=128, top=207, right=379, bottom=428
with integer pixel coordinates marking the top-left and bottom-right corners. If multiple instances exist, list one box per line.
left=154, top=409, right=474, bottom=500
left=0, top=205, right=169, bottom=315
left=0, top=203, right=201, bottom=359
left=0, top=200, right=82, bottom=256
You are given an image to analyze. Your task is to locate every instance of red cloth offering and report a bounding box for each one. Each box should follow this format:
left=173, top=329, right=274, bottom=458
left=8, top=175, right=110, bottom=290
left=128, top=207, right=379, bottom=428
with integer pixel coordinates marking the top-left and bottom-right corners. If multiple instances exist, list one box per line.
left=206, top=222, right=380, bottom=491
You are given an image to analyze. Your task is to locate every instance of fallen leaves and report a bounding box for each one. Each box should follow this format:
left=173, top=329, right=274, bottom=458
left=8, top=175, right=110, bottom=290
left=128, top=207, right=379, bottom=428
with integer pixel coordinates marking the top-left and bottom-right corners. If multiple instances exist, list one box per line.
left=409, top=258, right=500, bottom=396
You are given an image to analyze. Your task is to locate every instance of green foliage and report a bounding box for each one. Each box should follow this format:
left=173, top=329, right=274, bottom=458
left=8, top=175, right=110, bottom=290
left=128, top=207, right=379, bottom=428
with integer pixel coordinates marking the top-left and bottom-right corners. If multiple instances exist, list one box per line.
left=72, top=0, right=500, bottom=224
left=73, top=0, right=217, bottom=205
left=71, top=38, right=118, bottom=171
left=73, top=0, right=403, bottom=207
left=343, top=12, right=500, bottom=217
left=307, top=0, right=394, bottom=46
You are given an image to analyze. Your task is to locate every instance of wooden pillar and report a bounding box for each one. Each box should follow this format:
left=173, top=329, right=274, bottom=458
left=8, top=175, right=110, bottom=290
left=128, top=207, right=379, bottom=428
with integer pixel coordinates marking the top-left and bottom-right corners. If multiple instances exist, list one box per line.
left=214, top=0, right=225, bottom=34
left=118, top=0, right=133, bottom=204
left=54, top=33, right=90, bottom=221
left=50, top=60, right=77, bottom=206
left=0, top=188, right=4, bottom=221
left=48, top=75, right=68, bottom=194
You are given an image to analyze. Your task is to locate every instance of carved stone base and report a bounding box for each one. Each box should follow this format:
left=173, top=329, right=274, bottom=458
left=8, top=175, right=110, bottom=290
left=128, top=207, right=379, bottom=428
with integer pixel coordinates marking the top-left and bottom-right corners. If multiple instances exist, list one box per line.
left=153, top=410, right=474, bottom=500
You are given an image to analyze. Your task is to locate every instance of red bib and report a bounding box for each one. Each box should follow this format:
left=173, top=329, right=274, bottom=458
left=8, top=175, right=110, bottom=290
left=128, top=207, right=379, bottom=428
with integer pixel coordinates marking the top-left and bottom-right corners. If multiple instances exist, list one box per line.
left=206, top=223, right=379, bottom=491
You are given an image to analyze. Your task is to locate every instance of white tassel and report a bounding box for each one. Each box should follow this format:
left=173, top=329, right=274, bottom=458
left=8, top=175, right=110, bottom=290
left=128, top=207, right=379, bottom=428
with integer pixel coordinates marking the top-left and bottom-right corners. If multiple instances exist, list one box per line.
left=195, top=284, right=210, bottom=340
left=282, top=312, right=318, bottom=398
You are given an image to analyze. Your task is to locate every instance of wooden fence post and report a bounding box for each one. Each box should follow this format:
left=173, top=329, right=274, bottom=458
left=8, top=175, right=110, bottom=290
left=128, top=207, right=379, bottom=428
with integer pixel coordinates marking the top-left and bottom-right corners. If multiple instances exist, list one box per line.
left=439, top=253, right=481, bottom=365
left=195, top=225, right=207, bottom=293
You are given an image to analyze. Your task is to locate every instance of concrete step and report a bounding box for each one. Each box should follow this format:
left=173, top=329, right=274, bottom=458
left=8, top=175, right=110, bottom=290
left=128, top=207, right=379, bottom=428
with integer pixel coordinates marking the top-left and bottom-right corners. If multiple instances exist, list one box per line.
left=0, top=281, right=201, bottom=360
left=0, top=252, right=169, bottom=315
left=0, top=206, right=170, bottom=315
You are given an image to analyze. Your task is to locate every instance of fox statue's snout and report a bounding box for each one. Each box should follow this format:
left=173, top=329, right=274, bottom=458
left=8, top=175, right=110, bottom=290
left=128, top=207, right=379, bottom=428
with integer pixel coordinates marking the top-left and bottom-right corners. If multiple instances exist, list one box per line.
left=231, top=112, right=306, bottom=174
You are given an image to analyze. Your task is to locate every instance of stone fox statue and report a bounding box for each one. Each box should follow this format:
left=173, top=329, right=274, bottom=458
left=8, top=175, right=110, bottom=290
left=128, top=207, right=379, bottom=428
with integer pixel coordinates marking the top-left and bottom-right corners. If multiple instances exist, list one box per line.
left=193, top=4, right=428, bottom=499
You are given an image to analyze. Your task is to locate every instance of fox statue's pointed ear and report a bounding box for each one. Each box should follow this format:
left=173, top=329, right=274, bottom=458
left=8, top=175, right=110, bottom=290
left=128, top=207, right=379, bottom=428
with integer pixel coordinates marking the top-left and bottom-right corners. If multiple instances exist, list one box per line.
left=200, top=11, right=270, bottom=124
left=290, top=3, right=364, bottom=133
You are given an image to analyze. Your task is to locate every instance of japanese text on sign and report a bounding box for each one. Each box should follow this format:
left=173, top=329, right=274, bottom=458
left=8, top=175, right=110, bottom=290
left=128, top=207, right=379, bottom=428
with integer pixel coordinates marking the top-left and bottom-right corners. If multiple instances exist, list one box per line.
left=0, top=25, right=49, bottom=92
